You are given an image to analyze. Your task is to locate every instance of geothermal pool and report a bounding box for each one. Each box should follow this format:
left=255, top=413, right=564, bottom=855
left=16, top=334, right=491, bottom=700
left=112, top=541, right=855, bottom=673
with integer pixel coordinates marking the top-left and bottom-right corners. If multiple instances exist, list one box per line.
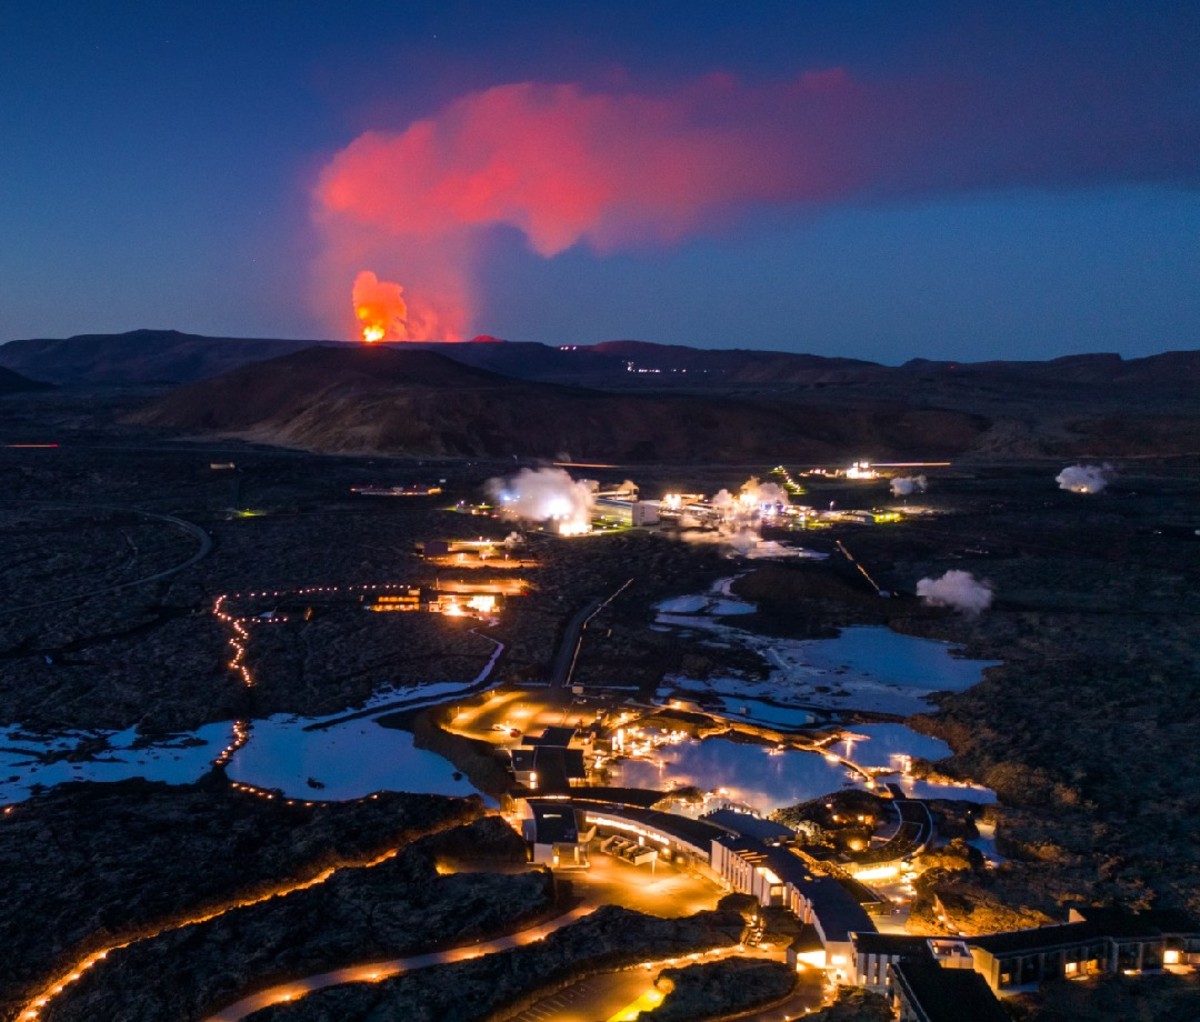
left=226, top=713, right=481, bottom=801
left=660, top=620, right=1001, bottom=716
left=615, top=724, right=994, bottom=814
left=0, top=681, right=485, bottom=805
left=0, top=722, right=233, bottom=804
left=656, top=577, right=1002, bottom=716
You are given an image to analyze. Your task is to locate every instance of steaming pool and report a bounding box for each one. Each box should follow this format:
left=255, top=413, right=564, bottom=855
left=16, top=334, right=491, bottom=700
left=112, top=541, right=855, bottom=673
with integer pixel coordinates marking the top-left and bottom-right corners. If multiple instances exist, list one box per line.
left=614, top=724, right=994, bottom=814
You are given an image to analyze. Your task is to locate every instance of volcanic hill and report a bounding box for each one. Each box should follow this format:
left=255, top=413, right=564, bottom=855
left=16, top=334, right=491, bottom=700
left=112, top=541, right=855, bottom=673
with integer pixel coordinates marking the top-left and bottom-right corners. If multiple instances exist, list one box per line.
left=0, top=329, right=324, bottom=386
left=130, top=345, right=988, bottom=463
left=0, top=366, right=52, bottom=395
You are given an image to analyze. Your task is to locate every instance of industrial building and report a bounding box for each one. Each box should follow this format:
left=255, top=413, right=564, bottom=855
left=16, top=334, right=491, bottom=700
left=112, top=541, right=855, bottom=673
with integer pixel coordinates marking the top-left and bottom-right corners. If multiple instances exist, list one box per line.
left=365, top=578, right=527, bottom=617
left=508, top=794, right=881, bottom=976
left=518, top=800, right=594, bottom=868
left=593, top=497, right=660, bottom=527
left=350, top=483, right=443, bottom=496
left=508, top=726, right=589, bottom=792
left=847, top=907, right=1200, bottom=1018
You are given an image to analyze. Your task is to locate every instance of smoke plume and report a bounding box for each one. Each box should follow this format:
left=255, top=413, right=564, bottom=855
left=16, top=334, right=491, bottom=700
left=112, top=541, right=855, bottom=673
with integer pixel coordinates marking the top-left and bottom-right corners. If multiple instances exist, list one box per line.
left=1056, top=463, right=1113, bottom=494
left=890, top=475, right=928, bottom=497
left=916, top=570, right=993, bottom=616
left=314, top=58, right=1200, bottom=336
left=486, top=467, right=595, bottom=535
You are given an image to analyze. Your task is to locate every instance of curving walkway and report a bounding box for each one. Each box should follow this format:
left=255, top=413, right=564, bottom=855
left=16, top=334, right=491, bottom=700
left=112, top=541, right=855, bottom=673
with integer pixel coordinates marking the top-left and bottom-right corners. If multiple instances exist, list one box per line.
left=1, top=501, right=212, bottom=612
left=304, top=631, right=506, bottom=732
left=202, top=905, right=594, bottom=1021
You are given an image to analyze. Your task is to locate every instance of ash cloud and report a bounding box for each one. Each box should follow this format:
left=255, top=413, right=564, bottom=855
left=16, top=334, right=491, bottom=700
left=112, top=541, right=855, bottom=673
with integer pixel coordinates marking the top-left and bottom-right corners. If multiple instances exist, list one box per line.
left=916, top=570, right=993, bottom=616
left=1056, top=463, right=1113, bottom=494
left=313, top=53, right=1200, bottom=334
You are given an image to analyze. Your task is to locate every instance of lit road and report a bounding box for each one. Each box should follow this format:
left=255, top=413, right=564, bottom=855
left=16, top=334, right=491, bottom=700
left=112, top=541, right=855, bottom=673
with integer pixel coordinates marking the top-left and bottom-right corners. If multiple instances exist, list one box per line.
left=551, top=577, right=634, bottom=689
left=732, top=969, right=827, bottom=1022
left=305, top=632, right=507, bottom=732
left=203, top=905, right=595, bottom=1022
left=563, top=854, right=722, bottom=919
left=203, top=853, right=724, bottom=1021
left=507, top=968, right=660, bottom=1022
left=509, top=942, right=812, bottom=1022
left=446, top=689, right=593, bottom=747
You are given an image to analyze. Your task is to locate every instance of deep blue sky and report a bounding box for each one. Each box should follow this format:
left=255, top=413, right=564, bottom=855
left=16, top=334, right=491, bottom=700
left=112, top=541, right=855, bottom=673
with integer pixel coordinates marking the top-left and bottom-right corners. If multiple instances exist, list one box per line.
left=1, top=1, right=1197, bottom=362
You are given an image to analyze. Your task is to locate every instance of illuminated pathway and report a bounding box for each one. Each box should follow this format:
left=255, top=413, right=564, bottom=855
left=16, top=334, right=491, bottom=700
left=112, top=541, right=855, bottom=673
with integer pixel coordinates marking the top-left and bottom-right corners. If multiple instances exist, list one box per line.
left=202, top=906, right=595, bottom=1021
left=17, top=585, right=508, bottom=1022
left=201, top=853, right=727, bottom=1020
left=15, top=842, right=420, bottom=1022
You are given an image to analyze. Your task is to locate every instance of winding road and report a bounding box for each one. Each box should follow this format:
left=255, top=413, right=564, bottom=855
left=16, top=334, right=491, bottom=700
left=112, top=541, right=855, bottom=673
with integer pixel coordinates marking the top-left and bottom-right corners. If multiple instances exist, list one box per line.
left=552, top=577, right=634, bottom=689
left=1, top=501, right=212, bottom=613
left=202, top=905, right=595, bottom=1021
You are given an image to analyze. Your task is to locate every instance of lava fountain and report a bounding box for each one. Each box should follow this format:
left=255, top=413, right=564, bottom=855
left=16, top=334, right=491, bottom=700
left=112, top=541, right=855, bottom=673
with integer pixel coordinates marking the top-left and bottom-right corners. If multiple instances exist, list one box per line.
left=351, top=270, right=463, bottom=343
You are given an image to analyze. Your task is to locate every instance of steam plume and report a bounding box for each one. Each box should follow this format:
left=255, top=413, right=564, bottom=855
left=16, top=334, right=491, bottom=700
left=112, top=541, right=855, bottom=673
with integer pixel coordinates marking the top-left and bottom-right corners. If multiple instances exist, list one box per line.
left=916, top=570, right=993, bottom=616
left=1056, top=463, right=1113, bottom=494
left=678, top=476, right=793, bottom=554
left=890, top=475, right=927, bottom=497
left=486, top=467, right=595, bottom=535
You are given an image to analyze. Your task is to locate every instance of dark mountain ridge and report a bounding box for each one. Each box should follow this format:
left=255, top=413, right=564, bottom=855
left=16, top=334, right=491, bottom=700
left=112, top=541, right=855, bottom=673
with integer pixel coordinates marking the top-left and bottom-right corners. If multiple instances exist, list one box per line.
left=0, top=329, right=328, bottom=386
left=131, top=345, right=988, bottom=463
left=6, top=328, right=1198, bottom=395
left=0, top=366, right=52, bottom=395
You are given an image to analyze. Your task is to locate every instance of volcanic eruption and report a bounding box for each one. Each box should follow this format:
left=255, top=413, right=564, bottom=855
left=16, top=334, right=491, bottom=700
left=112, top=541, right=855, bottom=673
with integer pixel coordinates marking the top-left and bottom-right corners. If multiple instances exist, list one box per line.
left=351, top=270, right=461, bottom=342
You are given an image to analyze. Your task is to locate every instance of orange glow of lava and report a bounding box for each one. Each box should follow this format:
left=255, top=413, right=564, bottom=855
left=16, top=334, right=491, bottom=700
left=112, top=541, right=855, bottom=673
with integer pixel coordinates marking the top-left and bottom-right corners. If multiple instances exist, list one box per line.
left=353, top=270, right=406, bottom=343
left=352, top=269, right=462, bottom=342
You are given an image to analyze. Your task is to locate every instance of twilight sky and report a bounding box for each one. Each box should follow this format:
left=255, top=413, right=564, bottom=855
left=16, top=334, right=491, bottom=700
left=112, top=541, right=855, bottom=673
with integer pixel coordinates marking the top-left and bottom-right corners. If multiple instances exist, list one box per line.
left=1, top=1, right=1198, bottom=362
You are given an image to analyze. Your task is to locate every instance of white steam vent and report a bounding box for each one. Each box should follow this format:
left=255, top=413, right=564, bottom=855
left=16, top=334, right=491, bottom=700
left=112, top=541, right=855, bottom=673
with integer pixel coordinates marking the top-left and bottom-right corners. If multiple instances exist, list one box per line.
left=916, top=570, right=993, bottom=616
left=890, top=475, right=927, bottom=497
left=1056, top=463, right=1113, bottom=494
left=486, top=467, right=595, bottom=535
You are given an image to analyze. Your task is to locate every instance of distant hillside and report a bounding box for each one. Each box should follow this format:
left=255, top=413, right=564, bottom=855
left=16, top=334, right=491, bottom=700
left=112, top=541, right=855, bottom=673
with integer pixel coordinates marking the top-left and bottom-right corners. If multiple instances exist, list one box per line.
left=0, top=329, right=338, bottom=386
left=130, top=345, right=989, bottom=463
left=7, top=328, right=1198, bottom=399
left=0, top=366, right=52, bottom=395
left=11, top=329, right=1199, bottom=458
left=897, top=350, right=1200, bottom=394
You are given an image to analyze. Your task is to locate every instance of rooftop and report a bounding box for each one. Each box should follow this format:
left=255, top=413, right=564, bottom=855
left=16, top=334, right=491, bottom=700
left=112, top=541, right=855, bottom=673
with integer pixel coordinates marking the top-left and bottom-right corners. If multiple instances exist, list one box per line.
left=970, top=921, right=1102, bottom=956
left=525, top=800, right=581, bottom=844
left=704, top=808, right=795, bottom=843
left=570, top=798, right=729, bottom=852
left=1072, top=906, right=1200, bottom=938
left=852, top=932, right=932, bottom=957
left=524, top=725, right=578, bottom=748
left=891, top=958, right=1009, bottom=1022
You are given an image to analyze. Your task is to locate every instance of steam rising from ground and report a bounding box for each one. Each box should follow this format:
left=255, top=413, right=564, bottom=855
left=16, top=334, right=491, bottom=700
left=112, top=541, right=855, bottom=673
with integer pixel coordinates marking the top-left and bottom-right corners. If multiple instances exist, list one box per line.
left=916, top=570, right=993, bottom=616
left=1056, top=463, right=1113, bottom=494
left=486, top=468, right=595, bottom=535
left=680, top=477, right=794, bottom=555
left=890, top=475, right=927, bottom=497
